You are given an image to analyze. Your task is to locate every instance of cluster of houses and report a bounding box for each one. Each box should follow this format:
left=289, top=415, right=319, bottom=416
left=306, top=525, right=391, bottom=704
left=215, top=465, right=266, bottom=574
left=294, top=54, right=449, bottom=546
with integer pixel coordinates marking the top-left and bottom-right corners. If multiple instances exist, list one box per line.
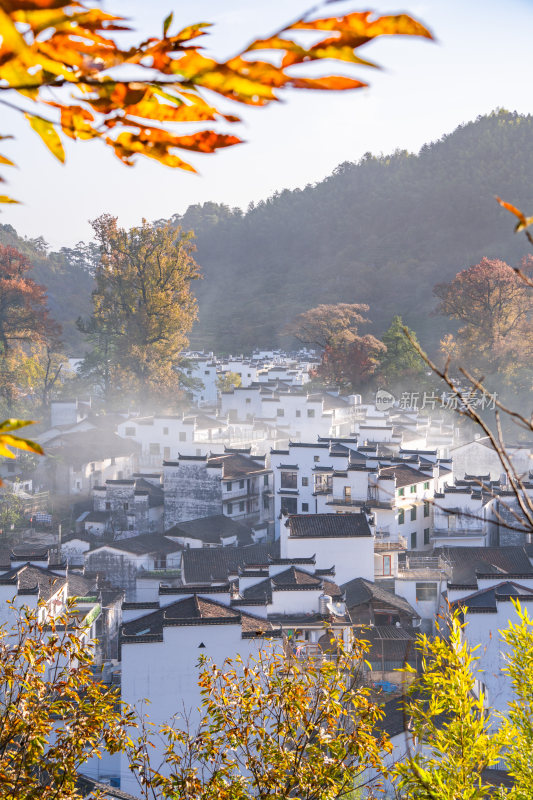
left=0, top=349, right=532, bottom=794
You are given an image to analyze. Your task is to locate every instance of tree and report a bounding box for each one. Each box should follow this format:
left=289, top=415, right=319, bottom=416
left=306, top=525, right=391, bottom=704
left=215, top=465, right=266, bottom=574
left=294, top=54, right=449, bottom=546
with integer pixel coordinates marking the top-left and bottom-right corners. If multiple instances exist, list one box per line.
left=129, top=634, right=391, bottom=800
left=0, top=244, right=59, bottom=357
left=0, top=601, right=131, bottom=799
left=0, top=2, right=431, bottom=204
left=394, top=610, right=503, bottom=800
left=79, top=215, right=201, bottom=408
left=377, top=315, right=425, bottom=386
left=434, top=257, right=533, bottom=377
left=0, top=490, right=24, bottom=533
left=287, top=303, right=385, bottom=390
left=216, top=372, right=242, bottom=393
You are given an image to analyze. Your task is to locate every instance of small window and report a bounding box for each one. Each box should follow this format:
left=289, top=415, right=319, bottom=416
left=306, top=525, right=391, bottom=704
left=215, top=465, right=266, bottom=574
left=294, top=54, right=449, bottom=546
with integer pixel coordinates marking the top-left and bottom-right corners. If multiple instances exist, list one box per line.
left=246, top=398, right=251, bottom=404
left=276, top=408, right=284, bottom=417
left=280, top=472, right=297, bottom=490
left=128, top=524, right=134, bottom=531
left=204, top=370, right=210, bottom=375
left=149, top=443, right=160, bottom=455
left=164, top=447, right=170, bottom=460
left=424, top=528, right=430, bottom=545
left=314, top=456, right=320, bottom=463
left=263, top=475, right=269, bottom=486
left=296, top=410, right=301, bottom=418
left=110, top=457, right=116, bottom=466
left=76, top=481, right=81, bottom=489
left=398, top=487, right=405, bottom=497
left=90, top=463, right=95, bottom=472
left=125, top=427, right=135, bottom=436
left=239, top=480, right=245, bottom=489
left=302, top=477, right=309, bottom=487
left=163, top=427, right=169, bottom=435
left=424, top=500, right=430, bottom=517
left=307, top=408, right=315, bottom=418
left=423, top=481, right=430, bottom=490
left=411, top=531, right=417, bottom=549
left=416, top=582, right=437, bottom=601
left=105, top=502, right=111, bottom=510
left=410, top=506, right=417, bottom=521
left=227, top=502, right=233, bottom=514
left=123, top=503, right=129, bottom=511
left=398, top=509, right=405, bottom=525
left=263, top=496, right=270, bottom=509
left=410, top=485, right=417, bottom=493
left=227, top=482, right=233, bottom=491
left=239, top=501, right=245, bottom=512
left=179, top=432, right=186, bottom=442
left=302, top=502, right=309, bottom=512
left=382, top=555, right=391, bottom=576
left=344, top=486, right=351, bottom=501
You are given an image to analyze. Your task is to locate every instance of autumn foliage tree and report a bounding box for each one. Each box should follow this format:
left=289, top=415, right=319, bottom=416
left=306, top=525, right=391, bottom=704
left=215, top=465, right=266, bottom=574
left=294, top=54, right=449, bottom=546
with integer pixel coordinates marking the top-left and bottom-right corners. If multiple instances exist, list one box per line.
left=287, top=303, right=385, bottom=390
left=0, top=244, right=61, bottom=410
left=79, top=215, right=200, bottom=408
left=434, top=257, right=533, bottom=378
left=0, top=1, right=431, bottom=204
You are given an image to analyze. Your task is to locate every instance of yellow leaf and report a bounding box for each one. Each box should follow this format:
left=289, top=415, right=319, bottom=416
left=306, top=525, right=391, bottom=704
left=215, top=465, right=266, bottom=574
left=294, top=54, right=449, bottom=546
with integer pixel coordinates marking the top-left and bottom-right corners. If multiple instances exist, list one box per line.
left=0, top=195, right=19, bottom=204
left=24, top=113, right=65, bottom=163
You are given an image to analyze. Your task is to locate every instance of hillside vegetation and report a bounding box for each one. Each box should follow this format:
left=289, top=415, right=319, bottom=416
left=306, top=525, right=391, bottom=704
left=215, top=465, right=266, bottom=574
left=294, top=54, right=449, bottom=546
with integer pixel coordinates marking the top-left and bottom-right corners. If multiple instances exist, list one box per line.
left=2, top=110, right=533, bottom=356
left=172, top=110, right=533, bottom=352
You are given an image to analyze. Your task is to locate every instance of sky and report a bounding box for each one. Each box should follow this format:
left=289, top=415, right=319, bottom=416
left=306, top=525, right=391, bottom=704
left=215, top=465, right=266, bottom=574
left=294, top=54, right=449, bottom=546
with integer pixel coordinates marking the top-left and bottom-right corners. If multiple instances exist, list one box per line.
left=2, top=0, right=533, bottom=247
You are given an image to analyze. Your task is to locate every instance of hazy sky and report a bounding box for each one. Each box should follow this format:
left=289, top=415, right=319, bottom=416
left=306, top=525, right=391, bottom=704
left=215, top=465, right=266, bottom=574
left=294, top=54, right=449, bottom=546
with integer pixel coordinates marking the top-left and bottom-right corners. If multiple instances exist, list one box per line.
left=2, top=0, right=532, bottom=246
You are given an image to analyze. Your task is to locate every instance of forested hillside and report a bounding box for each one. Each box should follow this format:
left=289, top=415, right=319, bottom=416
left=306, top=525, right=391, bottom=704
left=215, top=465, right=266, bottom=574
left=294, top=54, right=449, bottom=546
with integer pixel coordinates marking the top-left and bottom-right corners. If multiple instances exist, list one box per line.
left=172, top=109, right=533, bottom=353
left=0, top=226, right=93, bottom=351
left=2, top=110, right=533, bottom=356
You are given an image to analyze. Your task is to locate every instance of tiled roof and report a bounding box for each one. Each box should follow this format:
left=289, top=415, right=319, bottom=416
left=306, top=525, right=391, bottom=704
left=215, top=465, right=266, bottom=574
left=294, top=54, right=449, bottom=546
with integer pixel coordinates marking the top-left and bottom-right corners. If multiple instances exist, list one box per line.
left=182, top=541, right=279, bottom=584
left=90, top=533, right=183, bottom=556
left=121, top=595, right=276, bottom=640
left=0, top=563, right=66, bottom=601
left=341, top=577, right=418, bottom=617
left=435, top=546, right=533, bottom=586
left=452, top=580, right=533, bottom=612
left=208, top=453, right=269, bottom=479
left=287, top=513, right=372, bottom=538
left=380, top=464, right=428, bottom=488
left=165, top=514, right=253, bottom=546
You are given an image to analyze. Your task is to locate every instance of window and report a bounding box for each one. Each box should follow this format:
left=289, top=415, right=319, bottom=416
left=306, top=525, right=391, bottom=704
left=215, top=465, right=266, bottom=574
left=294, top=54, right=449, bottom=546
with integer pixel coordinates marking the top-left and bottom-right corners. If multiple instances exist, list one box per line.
left=416, top=582, right=438, bottom=602
left=281, top=497, right=298, bottom=514
left=105, top=502, right=111, bottom=510
left=411, top=531, right=417, bottom=549
left=76, top=481, right=81, bottom=490
left=155, top=555, right=167, bottom=569
left=302, top=502, right=309, bottom=512
left=110, top=457, right=116, bottom=466
left=281, top=472, right=298, bottom=490
left=128, top=524, right=134, bottom=531
left=410, top=506, right=417, bottom=521
left=239, top=479, right=245, bottom=489
left=314, top=456, right=320, bottom=462
left=276, top=408, right=284, bottom=417
left=398, top=509, right=405, bottom=525
left=424, top=500, right=430, bottom=517
left=239, top=501, right=245, bottom=512
left=149, top=443, right=160, bottom=455
left=344, top=486, right=352, bottom=501
left=163, top=427, right=169, bottom=435
left=263, top=475, right=269, bottom=486
left=227, top=502, right=233, bottom=514
left=424, top=528, right=430, bottom=545
left=398, top=487, right=405, bottom=496
left=179, top=432, right=186, bottom=442
left=423, top=481, right=430, bottom=490
left=164, top=447, right=170, bottom=460
left=307, top=408, right=315, bottom=418
left=125, top=427, right=135, bottom=436
left=123, top=503, right=129, bottom=511
left=90, top=463, right=95, bottom=472
left=204, top=370, right=210, bottom=375
left=296, top=410, right=301, bottom=418
left=382, top=555, right=391, bottom=576
left=410, top=485, right=417, bottom=493
left=227, top=482, right=233, bottom=491
left=302, top=477, right=309, bottom=487
left=263, top=496, right=270, bottom=510
left=448, top=514, right=457, bottom=531
left=246, top=398, right=251, bottom=404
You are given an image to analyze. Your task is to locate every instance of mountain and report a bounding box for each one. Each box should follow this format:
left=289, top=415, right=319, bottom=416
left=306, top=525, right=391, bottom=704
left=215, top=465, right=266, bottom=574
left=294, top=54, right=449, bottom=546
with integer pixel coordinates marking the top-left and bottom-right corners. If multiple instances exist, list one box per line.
left=170, top=109, right=533, bottom=353
left=3, top=109, right=533, bottom=357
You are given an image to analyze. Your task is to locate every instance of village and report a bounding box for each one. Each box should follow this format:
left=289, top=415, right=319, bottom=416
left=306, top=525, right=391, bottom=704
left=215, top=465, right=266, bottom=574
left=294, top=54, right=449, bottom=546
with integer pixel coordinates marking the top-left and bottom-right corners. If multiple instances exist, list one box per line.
left=0, top=349, right=531, bottom=792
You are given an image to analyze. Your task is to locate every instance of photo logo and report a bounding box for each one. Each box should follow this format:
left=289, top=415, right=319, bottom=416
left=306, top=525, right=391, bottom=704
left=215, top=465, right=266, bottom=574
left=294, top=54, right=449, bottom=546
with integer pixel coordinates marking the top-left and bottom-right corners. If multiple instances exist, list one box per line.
left=375, top=388, right=395, bottom=411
